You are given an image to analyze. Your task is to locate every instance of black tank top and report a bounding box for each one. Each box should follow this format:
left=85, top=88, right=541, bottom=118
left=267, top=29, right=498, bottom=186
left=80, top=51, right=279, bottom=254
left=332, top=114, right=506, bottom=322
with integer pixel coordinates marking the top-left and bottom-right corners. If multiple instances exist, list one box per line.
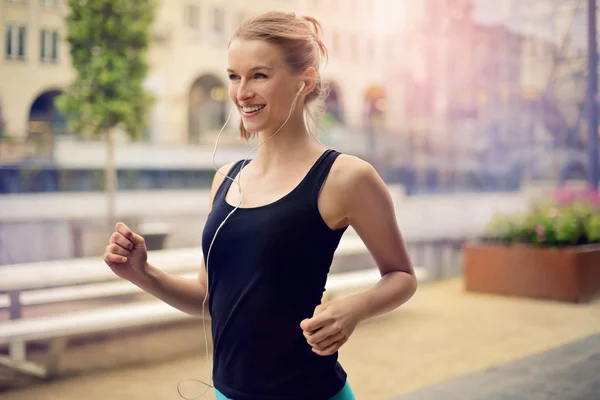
left=202, top=149, right=348, bottom=400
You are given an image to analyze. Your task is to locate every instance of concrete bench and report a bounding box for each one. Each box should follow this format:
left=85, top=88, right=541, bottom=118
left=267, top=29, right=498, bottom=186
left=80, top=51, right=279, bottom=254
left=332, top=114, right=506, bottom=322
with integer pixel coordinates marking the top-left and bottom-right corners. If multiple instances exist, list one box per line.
left=0, top=236, right=431, bottom=313
left=0, top=237, right=373, bottom=316
left=0, top=237, right=434, bottom=317
left=0, top=235, right=429, bottom=379
left=0, top=300, right=196, bottom=378
left=0, top=272, right=198, bottom=308
left=0, top=263, right=429, bottom=309
left=0, top=247, right=204, bottom=319
left=0, top=265, right=428, bottom=379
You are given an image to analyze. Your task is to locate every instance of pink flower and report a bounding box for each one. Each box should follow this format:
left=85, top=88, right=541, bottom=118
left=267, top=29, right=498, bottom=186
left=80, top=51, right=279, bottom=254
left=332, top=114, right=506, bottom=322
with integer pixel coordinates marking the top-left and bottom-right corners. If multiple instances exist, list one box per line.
left=551, top=184, right=600, bottom=207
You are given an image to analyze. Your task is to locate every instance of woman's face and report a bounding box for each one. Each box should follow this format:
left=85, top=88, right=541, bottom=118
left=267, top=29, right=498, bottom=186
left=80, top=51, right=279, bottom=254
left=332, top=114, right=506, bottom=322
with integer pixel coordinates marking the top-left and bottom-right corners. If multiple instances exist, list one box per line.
left=227, top=39, right=303, bottom=134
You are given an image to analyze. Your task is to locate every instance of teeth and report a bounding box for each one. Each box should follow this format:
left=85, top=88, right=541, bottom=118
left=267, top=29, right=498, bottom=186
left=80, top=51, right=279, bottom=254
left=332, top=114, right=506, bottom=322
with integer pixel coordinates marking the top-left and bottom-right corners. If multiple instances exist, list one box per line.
left=242, top=105, right=265, bottom=113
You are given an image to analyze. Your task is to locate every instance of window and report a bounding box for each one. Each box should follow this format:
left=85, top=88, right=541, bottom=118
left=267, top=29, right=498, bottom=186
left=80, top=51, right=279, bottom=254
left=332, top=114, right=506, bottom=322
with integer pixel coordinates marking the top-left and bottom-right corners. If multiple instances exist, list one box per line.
left=40, top=29, right=59, bottom=62
left=184, top=4, right=200, bottom=30
left=5, top=25, right=27, bottom=60
left=212, top=7, right=224, bottom=34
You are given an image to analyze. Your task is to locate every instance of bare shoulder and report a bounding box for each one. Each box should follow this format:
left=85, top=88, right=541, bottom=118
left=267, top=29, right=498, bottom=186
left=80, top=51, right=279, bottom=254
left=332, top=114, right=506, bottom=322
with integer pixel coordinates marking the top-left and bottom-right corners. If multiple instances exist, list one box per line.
left=329, top=154, right=381, bottom=192
left=208, top=162, right=237, bottom=208
left=326, top=154, right=391, bottom=219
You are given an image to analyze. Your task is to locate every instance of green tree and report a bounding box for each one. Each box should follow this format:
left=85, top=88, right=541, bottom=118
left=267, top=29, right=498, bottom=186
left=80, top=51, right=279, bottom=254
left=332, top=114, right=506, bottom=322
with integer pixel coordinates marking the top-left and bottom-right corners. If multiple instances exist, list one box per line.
left=57, top=0, right=156, bottom=224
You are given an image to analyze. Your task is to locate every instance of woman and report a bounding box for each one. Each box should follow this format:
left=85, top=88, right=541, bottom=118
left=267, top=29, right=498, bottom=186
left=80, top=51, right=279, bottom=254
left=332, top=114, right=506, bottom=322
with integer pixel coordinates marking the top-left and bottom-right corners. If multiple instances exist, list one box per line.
left=103, top=11, right=417, bottom=400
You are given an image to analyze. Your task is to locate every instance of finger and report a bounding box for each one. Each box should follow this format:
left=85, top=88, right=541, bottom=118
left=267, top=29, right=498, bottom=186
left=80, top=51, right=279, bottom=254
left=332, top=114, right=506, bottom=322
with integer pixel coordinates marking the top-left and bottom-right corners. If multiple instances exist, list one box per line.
left=312, top=338, right=347, bottom=356
left=115, top=222, right=133, bottom=238
left=300, top=315, right=330, bottom=333
left=110, top=232, right=134, bottom=250
left=104, top=252, right=128, bottom=264
left=304, top=324, right=338, bottom=345
left=313, top=332, right=345, bottom=351
left=107, top=243, right=130, bottom=258
left=115, top=222, right=145, bottom=247
left=314, top=303, right=326, bottom=314
left=130, top=232, right=146, bottom=247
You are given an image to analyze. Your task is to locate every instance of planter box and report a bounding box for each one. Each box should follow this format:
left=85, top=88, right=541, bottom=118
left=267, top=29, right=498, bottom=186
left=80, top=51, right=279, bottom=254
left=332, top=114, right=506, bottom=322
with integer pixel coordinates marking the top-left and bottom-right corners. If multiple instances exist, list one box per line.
left=464, top=242, right=600, bottom=303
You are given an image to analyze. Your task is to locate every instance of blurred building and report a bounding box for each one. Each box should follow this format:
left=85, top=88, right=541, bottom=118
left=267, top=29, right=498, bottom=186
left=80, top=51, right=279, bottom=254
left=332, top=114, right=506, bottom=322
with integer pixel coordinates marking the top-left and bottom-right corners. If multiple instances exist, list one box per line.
left=384, top=0, right=589, bottom=187
left=0, top=0, right=399, bottom=162
left=295, top=0, right=406, bottom=157
left=1, top=0, right=69, bottom=146
left=0, top=0, right=288, bottom=147
left=1, top=0, right=592, bottom=195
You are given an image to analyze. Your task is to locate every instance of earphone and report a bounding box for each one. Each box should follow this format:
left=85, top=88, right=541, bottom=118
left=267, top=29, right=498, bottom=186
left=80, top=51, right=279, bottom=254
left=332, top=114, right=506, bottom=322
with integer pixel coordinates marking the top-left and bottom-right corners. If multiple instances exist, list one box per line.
left=176, top=81, right=309, bottom=400
left=298, top=81, right=306, bottom=94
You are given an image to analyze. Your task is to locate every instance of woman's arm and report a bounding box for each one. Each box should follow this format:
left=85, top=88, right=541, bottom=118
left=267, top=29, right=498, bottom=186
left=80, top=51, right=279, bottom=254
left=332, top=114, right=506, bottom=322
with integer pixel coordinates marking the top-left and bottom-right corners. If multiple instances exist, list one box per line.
left=301, top=155, right=417, bottom=355
left=335, top=157, right=417, bottom=320
left=133, top=261, right=209, bottom=317
left=128, top=162, right=234, bottom=318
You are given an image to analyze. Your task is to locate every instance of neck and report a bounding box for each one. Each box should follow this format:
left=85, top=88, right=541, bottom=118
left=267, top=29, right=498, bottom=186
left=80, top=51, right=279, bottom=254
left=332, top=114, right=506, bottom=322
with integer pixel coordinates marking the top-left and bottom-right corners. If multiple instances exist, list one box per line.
left=251, top=114, right=322, bottom=171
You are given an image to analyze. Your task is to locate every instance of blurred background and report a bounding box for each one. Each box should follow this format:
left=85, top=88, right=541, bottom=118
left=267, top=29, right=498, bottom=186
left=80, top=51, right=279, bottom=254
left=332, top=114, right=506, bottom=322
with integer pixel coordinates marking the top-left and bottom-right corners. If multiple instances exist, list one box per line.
left=1, top=0, right=599, bottom=399
left=0, top=0, right=597, bottom=263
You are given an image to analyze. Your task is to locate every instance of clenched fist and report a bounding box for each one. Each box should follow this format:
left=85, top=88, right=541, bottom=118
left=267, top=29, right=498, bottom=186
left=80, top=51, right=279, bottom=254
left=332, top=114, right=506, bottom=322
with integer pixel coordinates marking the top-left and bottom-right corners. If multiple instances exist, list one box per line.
left=300, top=297, right=363, bottom=356
left=104, top=222, right=149, bottom=283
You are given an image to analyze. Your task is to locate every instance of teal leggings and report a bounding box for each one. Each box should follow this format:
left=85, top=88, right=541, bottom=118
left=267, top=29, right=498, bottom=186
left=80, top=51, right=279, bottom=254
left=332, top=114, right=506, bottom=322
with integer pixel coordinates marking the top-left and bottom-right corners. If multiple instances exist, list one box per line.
left=215, top=380, right=355, bottom=400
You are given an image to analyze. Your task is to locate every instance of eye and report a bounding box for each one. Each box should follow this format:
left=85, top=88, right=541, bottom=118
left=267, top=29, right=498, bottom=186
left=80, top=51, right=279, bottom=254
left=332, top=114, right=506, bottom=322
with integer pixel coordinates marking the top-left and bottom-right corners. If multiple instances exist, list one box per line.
left=254, top=73, right=268, bottom=79
left=228, top=74, right=240, bottom=81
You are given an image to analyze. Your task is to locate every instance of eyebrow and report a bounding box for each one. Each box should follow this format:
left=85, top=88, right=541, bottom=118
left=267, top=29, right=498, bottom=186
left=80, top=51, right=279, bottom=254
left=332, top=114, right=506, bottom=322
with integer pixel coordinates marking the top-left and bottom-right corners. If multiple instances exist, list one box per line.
left=227, top=65, right=274, bottom=73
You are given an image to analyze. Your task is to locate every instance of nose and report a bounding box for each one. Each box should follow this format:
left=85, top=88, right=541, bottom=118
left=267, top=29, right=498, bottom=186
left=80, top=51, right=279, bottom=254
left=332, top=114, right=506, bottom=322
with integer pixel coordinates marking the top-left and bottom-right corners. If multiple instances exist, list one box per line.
left=236, top=81, right=254, bottom=103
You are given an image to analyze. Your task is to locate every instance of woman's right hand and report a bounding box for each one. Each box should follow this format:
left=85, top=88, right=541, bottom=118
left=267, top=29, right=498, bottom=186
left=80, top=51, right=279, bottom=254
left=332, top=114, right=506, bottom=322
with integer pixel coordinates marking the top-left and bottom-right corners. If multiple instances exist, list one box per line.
left=104, top=222, right=149, bottom=283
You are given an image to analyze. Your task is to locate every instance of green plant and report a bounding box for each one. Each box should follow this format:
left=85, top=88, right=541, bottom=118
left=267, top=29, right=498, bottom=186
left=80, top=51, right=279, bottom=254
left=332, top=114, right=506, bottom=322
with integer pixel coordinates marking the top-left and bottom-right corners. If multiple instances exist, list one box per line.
left=56, top=0, right=157, bottom=224
left=485, top=186, right=600, bottom=247
left=584, top=213, right=600, bottom=242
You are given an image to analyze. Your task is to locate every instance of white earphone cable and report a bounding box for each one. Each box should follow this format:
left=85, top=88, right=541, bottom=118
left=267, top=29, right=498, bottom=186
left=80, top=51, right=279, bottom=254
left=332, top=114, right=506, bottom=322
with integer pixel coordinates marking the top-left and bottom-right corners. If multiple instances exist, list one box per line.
left=176, top=83, right=306, bottom=400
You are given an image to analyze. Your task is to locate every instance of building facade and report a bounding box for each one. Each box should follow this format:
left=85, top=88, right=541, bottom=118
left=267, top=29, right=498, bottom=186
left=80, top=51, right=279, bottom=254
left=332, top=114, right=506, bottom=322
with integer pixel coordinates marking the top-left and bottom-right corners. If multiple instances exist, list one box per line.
left=383, top=0, right=590, bottom=183
left=1, top=0, right=71, bottom=140
left=0, top=0, right=396, bottom=153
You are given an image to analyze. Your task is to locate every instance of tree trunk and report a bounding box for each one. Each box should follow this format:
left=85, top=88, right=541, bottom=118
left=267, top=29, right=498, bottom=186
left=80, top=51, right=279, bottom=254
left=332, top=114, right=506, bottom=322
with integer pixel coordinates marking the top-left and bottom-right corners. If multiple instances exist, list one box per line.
left=106, top=127, right=117, bottom=226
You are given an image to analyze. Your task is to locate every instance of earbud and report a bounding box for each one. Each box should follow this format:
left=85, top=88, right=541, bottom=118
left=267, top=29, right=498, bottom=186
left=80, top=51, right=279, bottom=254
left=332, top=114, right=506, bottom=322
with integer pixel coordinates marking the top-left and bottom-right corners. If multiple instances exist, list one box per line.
left=177, top=74, right=315, bottom=400
left=297, top=82, right=306, bottom=96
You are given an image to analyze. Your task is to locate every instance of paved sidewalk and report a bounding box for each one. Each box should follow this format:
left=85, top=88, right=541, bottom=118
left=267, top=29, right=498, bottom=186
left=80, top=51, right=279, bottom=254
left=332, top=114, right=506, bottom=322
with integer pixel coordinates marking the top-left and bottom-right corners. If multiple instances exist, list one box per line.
left=2, top=278, right=599, bottom=400
left=393, top=333, right=600, bottom=400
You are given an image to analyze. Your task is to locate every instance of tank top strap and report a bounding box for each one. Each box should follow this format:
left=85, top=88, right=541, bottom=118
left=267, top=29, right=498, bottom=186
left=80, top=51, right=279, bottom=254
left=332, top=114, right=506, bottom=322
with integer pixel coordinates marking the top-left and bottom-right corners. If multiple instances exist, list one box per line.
left=214, top=159, right=247, bottom=203
left=301, top=148, right=342, bottom=204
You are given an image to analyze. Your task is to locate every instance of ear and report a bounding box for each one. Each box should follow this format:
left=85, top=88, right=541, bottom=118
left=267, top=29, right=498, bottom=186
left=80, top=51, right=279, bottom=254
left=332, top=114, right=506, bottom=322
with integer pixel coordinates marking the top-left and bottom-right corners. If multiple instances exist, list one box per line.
left=300, top=66, right=318, bottom=95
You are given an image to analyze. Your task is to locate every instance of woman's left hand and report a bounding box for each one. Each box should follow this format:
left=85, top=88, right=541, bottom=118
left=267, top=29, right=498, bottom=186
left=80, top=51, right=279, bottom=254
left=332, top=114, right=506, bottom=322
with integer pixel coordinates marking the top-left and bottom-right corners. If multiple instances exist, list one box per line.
left=300, top=297, right=364, bottom=356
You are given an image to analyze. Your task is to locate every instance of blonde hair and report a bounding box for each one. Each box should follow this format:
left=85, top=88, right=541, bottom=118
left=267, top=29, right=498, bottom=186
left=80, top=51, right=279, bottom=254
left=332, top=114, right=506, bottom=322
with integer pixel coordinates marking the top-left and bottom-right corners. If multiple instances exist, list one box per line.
left=231, top=11, right=330, bottom=140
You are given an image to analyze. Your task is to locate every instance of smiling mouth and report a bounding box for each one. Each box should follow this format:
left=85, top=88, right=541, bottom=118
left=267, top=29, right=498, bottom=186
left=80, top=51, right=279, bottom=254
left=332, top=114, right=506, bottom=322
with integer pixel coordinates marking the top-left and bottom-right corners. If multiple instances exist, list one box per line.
left=241, top=104, right=266, bottom=116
